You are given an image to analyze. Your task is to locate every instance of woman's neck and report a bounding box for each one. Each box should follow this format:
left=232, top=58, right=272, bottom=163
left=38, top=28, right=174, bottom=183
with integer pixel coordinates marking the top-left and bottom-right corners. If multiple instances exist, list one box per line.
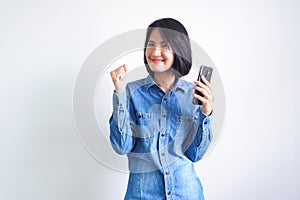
left=153, top=70, right=176, bottom=93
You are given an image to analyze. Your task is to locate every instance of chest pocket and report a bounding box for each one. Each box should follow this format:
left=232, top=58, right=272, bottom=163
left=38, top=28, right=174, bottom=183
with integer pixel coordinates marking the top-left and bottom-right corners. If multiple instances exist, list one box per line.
left=133, top=112, right=157, bottom=151
left=136, top=112, right=150, bottom=126
left=176, top=116, right=194, bottom=132
left=133, top=112, right=154, bottom=140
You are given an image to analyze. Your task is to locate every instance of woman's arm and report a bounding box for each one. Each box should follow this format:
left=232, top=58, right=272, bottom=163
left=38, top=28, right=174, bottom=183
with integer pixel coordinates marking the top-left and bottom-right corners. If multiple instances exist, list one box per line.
left=185, top=75, right=214, bottom=161
left=109, top=64, right=135, bottom=155
left=184, top=111, right=213, bottom=162
left=109, top=90, right=135, bottom=155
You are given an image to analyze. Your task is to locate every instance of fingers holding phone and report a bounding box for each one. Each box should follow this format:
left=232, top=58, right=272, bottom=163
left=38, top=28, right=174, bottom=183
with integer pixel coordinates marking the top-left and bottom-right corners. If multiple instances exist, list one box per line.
left=193, top=77, right=214, bottom=115
left=192, top=65, right=214, bottom=116
left=193, top=75, right=212, bottom=95
left=110, top=64, right=127, bottom=93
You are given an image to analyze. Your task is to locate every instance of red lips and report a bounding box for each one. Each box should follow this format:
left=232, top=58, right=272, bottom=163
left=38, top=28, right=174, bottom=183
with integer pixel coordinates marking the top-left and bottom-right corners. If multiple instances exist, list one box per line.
left=151, top=58, right=163, bottom=64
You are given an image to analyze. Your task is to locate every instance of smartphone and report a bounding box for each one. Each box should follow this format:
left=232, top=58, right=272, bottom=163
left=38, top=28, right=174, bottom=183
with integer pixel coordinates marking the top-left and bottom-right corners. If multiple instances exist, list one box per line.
left=192, top=65, right=213, bottom=105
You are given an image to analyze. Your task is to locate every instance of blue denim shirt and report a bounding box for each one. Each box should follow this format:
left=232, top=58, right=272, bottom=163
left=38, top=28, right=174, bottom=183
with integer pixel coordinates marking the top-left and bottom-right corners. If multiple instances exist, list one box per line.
left=109, top=75, right=212, bottom=200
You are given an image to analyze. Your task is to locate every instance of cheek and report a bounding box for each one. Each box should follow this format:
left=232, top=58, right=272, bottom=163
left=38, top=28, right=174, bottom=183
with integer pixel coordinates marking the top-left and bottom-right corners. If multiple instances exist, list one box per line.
left=145, top=49, right=151, bottom=62
left=145, top=48, right=151, bottom=57
left=165, top=53, right=174, bottom=63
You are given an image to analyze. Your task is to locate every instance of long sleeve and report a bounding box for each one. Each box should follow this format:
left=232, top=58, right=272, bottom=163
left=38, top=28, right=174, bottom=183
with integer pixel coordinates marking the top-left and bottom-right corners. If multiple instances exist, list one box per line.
left=184, top=110, right=213, bottom=162
left=109, top=90, right=135, bottom=155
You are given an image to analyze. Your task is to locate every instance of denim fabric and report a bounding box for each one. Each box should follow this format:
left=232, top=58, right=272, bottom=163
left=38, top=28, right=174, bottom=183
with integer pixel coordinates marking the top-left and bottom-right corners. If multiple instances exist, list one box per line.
left=109, top=75, right=212, bottom=200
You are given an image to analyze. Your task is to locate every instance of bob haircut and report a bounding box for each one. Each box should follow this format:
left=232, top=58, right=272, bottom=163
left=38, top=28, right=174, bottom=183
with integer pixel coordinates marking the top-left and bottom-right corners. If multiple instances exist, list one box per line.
left=144, top=18, right=192, bottom=78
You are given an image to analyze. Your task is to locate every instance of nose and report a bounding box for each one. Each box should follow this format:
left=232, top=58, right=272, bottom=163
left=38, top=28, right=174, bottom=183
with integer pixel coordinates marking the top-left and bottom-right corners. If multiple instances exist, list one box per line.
left=153, top=47, right=161, bottom=56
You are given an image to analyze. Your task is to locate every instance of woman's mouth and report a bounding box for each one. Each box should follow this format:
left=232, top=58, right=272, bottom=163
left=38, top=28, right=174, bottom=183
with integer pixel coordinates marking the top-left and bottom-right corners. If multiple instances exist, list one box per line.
left=151, top=58, right=163, bottom=64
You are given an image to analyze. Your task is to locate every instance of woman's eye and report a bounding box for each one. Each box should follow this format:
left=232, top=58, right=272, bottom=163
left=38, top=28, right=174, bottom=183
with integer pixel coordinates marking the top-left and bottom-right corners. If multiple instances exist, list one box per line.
left=161, top=44, right=169, bottom=49
left=147, top=43, right=155, bottom=47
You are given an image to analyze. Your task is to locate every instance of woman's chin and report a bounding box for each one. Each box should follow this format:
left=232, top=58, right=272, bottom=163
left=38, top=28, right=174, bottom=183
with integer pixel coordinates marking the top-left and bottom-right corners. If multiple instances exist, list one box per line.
left=149, top=64, right=172, bottom=73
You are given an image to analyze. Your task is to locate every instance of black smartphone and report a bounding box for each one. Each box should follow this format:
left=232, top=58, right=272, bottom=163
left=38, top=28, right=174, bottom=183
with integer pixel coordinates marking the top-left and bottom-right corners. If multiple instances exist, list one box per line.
left=193, top=65, right=213, bottom=105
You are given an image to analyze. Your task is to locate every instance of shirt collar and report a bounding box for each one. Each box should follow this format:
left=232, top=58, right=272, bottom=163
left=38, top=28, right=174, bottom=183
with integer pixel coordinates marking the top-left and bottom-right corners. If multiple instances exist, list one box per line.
left=144, top=75, right=188, bottom=92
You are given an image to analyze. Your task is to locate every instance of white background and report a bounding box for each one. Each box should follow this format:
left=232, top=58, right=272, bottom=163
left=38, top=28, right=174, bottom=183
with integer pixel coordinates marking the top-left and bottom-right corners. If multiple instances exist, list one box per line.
left=1, top=0, right=299, bottom=199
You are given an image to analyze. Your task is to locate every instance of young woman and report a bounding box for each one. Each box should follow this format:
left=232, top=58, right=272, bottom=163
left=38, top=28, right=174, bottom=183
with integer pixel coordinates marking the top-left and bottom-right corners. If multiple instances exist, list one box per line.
left=109, top=18, right=214, bottom=200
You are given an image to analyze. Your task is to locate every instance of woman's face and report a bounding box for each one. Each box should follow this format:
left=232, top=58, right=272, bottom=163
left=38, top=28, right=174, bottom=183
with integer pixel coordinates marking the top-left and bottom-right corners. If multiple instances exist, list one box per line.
left=145, top=28, right=174, bottom=73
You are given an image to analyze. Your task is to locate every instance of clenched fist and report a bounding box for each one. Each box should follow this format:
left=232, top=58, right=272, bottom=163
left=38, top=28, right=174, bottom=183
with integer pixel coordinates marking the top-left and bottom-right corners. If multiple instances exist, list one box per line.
left=110, top=64, right=127, bottom=93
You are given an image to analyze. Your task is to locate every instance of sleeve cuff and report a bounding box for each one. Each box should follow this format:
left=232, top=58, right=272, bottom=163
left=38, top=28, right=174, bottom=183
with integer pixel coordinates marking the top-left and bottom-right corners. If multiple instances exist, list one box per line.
left=198, top=109, right=212, bottom=130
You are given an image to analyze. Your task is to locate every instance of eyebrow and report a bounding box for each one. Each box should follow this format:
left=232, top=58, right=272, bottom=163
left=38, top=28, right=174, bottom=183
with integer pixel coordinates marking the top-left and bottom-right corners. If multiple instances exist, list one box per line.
left=148, top=40, right=167, bottom=44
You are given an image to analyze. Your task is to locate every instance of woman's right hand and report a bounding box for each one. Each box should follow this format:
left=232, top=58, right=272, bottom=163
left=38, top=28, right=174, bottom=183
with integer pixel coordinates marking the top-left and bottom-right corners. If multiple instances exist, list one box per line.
left=110, top=64, right=127, bottom=93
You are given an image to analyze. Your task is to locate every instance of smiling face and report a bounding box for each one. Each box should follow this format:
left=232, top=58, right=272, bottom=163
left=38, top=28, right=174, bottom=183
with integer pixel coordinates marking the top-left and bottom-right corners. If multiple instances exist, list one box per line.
left=145, top=28, right=175, bottom=74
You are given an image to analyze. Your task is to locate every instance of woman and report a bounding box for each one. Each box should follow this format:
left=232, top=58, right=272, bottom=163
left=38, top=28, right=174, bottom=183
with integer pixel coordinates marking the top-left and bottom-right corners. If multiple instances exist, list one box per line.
left=109, top=18, right=214, bottom=200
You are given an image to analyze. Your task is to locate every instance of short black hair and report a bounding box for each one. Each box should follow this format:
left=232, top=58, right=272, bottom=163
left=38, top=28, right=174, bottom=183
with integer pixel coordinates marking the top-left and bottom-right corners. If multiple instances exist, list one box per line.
left=144, top=18, right=192, bottom=78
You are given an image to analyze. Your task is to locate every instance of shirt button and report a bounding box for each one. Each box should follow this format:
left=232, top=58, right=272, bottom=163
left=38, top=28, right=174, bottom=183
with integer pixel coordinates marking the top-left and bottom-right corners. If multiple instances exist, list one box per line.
left=167, top=191, right=171, bottom=195
left=162, top=114, right=166, bottom=118
left=161, top=152, right=165, bottom=156
left=165, top=171, right=170, bottom=175
left=161, top=133, right=165, bottom=137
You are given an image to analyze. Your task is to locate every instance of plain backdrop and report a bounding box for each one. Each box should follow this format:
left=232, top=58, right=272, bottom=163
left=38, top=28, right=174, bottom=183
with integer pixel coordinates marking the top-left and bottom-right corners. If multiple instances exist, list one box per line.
left=0, top=0, right=299, bottom=199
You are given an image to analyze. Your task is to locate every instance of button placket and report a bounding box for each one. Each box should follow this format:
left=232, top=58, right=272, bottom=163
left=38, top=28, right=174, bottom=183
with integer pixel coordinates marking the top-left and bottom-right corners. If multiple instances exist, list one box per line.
left=161, top=95, right=174, bottom=200
left=159, top=101, right=168, bottom=167
left=164, top=167, right=174, bottom=200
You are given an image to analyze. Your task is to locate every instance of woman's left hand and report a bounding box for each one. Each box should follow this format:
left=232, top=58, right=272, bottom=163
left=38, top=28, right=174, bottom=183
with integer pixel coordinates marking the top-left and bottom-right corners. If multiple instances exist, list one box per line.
left=192, top=75, right=214, bottom=116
